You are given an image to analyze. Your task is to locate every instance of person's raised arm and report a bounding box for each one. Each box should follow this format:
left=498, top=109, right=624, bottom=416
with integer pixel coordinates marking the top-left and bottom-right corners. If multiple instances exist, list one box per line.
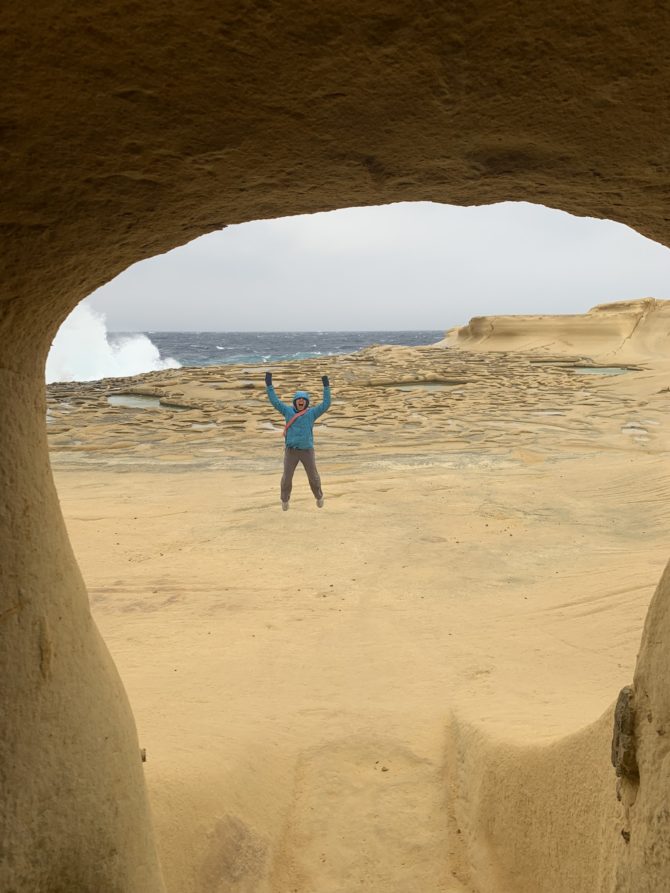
left=265, top=371, right=291, bottom=417
left=311, top=374, right=332, bottom=419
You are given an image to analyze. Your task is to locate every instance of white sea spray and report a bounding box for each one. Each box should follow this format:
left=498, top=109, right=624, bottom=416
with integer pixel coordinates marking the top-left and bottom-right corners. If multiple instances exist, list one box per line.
left=46, top=303, right=180, bottom=383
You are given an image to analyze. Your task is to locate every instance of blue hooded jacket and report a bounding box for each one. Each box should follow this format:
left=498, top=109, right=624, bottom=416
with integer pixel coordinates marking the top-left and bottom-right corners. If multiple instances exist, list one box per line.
left=266, top=384, right=331, bottom=449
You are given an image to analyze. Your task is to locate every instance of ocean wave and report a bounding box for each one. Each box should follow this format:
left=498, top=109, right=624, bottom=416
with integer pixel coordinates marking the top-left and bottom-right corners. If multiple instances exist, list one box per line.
left=46, top=304, right=180, bottom=383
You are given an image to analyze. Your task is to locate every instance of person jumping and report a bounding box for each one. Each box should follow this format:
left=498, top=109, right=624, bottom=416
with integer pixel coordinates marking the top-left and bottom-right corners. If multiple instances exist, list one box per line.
left=265, top=371, right=331, bottom=510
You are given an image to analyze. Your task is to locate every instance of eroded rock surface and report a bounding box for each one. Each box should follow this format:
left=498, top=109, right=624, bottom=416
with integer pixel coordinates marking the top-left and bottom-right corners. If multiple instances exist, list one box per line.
left=51, top=334, right=670, bottom=892
left=46, top=340, right=670, bottom=470
left=443, top=299, right=670, bottom=362
left=612, top=686, right=638, bottom=781
left=4, top=4, right=670, bottom=890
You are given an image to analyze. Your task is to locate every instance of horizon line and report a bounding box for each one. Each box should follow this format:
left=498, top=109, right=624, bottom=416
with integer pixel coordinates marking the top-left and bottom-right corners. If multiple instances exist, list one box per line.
left=106, top=327, right=449, bottom=334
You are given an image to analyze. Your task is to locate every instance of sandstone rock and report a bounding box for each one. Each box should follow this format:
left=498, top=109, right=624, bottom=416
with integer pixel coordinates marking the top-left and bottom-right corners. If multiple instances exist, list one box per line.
left=611, top=685, right=639, bottom=781
left=3, top=4, right=670, bottom=891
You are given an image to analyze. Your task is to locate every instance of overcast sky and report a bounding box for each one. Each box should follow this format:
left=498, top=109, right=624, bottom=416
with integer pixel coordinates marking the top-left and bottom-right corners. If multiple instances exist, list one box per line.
left=86, top=201, right=670, bottom=332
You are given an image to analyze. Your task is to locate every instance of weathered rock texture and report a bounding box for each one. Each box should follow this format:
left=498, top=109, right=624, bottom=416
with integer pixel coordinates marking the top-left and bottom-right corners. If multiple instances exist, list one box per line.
left=442, top=299, right=670, bottom=362
left=2, top=3, right=670, bottom=890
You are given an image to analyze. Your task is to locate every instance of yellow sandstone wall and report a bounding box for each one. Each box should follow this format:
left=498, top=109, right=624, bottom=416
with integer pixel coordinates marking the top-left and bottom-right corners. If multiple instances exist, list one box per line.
left=2, top=3, right=670, bottom=889
left=442, top=299, right=670, bottom=361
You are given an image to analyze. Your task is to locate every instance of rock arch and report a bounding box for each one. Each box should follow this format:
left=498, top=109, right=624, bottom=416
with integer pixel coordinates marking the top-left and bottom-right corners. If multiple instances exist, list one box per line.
left=2, top=4, right=670, bottom=890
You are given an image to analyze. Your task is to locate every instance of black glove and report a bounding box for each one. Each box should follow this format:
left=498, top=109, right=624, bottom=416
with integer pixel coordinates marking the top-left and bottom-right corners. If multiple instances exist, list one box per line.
left=265, top=371, right=273, bottom=386
left=321, top=375, right=330, bottom=387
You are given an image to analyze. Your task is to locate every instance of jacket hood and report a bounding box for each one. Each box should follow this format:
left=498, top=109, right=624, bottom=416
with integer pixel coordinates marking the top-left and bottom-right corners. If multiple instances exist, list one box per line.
left=293, top=390, right=310, bottom=408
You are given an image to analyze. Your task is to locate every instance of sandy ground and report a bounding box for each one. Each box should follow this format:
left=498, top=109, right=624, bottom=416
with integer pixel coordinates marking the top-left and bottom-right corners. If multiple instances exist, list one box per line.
left=49, top=318, right=670, bottom=892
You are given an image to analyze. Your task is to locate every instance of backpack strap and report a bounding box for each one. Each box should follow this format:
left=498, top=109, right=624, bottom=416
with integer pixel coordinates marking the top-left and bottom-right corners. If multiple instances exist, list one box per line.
left=284, top=408, right=308, bottom=439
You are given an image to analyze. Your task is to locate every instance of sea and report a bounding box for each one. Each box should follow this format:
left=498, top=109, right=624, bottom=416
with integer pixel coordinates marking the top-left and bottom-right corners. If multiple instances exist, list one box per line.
left=143, top=330, right=445, bottom=368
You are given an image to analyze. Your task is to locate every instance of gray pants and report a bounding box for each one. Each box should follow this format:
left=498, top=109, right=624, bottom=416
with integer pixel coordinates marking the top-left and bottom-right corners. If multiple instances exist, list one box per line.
left=282, top=447, right=323, bottom=502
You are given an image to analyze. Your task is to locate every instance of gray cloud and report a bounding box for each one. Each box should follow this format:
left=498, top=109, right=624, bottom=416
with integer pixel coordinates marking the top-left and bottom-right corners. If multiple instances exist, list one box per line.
left=86, top=201, right=670, bottom=331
